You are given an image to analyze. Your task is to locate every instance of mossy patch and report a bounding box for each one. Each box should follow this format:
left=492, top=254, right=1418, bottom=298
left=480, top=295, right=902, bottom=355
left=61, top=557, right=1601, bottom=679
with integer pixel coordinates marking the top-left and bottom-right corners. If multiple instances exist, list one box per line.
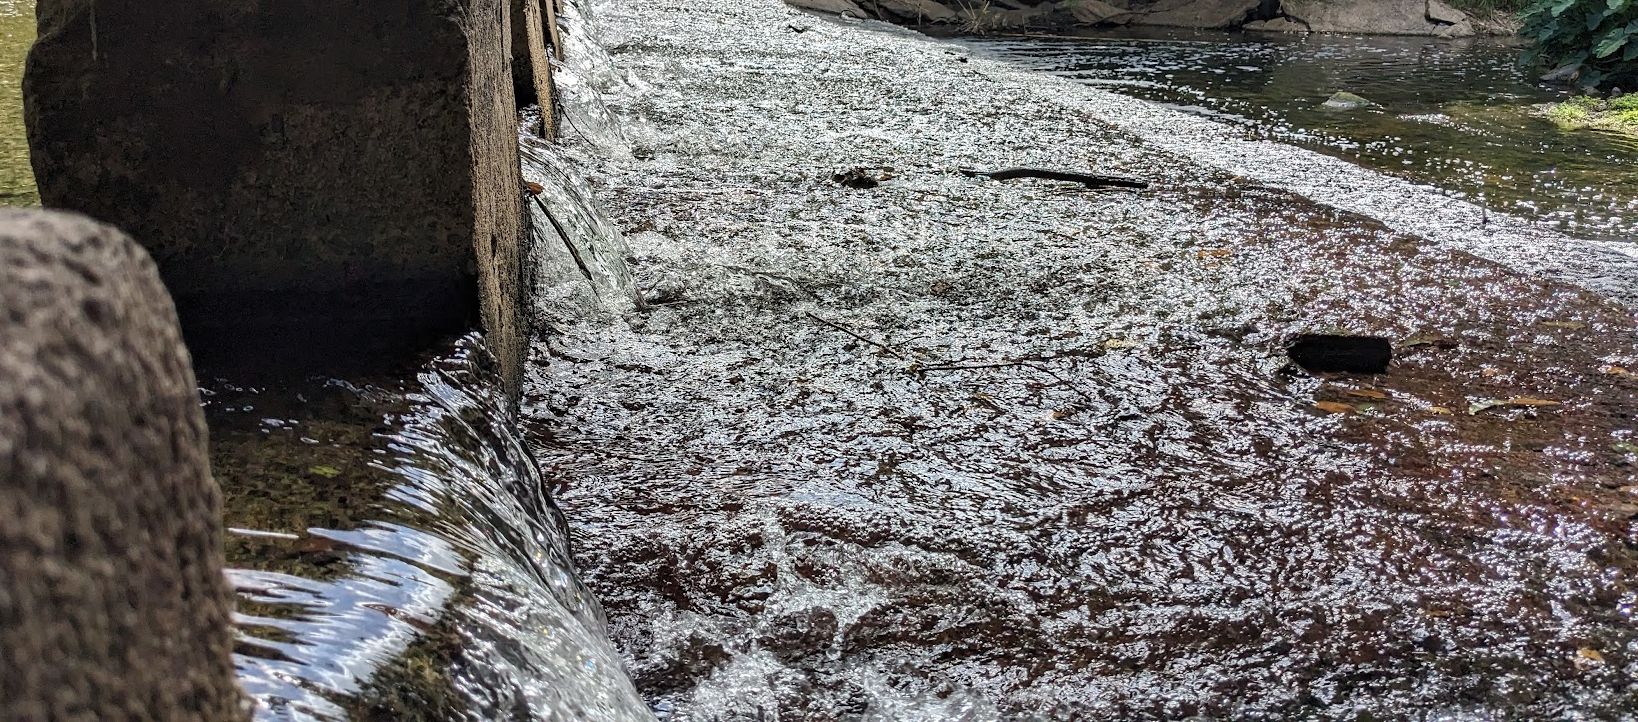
left=1539, top=95, right=1638, bottom=135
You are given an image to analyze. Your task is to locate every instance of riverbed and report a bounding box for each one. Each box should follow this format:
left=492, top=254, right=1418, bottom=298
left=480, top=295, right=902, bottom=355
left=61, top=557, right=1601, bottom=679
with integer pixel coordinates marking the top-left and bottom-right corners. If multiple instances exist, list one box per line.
left=521, top=2, right=1638, bottom=718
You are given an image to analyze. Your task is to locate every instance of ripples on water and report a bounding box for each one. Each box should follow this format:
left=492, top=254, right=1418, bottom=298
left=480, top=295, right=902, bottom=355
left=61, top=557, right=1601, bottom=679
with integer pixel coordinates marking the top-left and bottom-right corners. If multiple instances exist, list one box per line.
left=971, top=29, right=1638, bottom=242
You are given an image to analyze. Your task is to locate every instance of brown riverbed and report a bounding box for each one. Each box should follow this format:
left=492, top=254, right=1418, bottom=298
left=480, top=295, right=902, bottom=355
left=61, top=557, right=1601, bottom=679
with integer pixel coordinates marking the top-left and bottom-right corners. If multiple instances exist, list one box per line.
left=518, top=0, right=1638, bottom=718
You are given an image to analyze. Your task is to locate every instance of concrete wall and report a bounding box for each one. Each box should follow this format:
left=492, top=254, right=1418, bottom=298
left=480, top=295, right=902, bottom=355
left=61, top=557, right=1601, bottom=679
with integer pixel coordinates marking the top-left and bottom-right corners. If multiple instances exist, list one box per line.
left=25, top=0, right=528, bottom=395
left=0, top=210, right=245, bottom=722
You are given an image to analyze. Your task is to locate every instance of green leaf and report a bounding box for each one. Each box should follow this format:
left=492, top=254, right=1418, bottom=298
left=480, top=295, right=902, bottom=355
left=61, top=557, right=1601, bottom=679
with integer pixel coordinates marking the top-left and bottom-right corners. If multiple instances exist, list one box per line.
left=1552, top=0, right=1578, bottom=16
left=1593, top=26, right=1631, bottom=57
left=1611, top=0, right=1631, bottom=12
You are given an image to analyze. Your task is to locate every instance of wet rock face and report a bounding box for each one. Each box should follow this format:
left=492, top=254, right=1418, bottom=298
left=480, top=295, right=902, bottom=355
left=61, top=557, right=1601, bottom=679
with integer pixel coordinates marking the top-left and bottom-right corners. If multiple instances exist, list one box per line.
left=1281, top=0, right=1475, bottom=36
left=24, top=0, right=527, bottom=396
left=794, top=0, right=1477, bottom=36
left=0, top=210, right=244, bottom=722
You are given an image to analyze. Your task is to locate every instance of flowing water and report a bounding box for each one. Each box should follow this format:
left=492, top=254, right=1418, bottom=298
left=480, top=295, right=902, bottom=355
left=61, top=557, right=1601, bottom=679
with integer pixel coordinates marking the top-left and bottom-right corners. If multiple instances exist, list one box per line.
left=211, top=336, right=650, bottom=721
left=516, top=0, right=1638, bottom=718
left=969, top=29, right=1638, bottom=242
left=7, top=0, right=1638, bottom=718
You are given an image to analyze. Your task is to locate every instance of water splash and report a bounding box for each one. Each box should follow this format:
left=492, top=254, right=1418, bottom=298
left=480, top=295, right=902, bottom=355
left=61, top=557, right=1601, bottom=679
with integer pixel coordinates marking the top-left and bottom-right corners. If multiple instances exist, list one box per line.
left=553, top=0, right=639, bottom=155
left=521, top=138, right=641, bottom=324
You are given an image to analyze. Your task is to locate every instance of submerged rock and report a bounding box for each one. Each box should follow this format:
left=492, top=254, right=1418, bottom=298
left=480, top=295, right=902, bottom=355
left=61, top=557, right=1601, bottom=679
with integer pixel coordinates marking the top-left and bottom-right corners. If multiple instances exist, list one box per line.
left=1286, top=333, right=1393, bottom=373
left=25, top=0, right=529, bottom=397
left=0, top=210, right=244, bottom=722
left=1322, top=91, right=1377, bottom=110
left=1242, top=16, right=1309, bottom=32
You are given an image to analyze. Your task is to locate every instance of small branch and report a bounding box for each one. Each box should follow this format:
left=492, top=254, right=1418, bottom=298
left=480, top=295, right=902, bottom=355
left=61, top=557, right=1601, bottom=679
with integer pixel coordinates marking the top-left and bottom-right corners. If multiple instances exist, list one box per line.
left=805, top=312, right=913, bottom=360
left=960, top=167, right=1148, bottom=190
left=917, top=358, right=1100, bottom=405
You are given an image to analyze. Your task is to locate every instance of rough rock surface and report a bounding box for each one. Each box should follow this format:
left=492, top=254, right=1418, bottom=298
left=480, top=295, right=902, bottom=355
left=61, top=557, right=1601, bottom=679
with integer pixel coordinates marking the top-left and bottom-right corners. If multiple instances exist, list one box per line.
left=1128, top=0, right=1262, bottom=28
left=1281, top=0, right=1474, bottom=36
left=1243, top=15, right=1309, bottom=31
left=514, top=0, right=559, bottom=141
left=1065, top=0, right=1134, bottom=24
left=786, top=0, right=870, bottom=15
left=25, top=0, right=528, bottom=396
left=802, top=0, right=1481, bottom=35
left=0, top=210, right=244, bottom=722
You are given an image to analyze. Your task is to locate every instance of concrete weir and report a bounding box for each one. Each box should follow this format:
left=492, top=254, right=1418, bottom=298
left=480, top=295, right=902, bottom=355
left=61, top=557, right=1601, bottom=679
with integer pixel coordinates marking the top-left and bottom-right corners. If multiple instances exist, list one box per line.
left=24, top=0, right=528, bottom=395
left=0, top=210, right=245, bottom=722
left=513, top=0, right=560, bottom=139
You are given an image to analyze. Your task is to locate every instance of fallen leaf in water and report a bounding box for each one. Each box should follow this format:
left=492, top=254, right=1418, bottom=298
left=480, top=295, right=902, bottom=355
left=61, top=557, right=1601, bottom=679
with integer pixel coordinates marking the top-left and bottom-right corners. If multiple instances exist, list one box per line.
left=524, top=181, right=544, bottom=196
left=1543, top=320, right=1587, bottom=330
left=1469, top=397, right=1561, bottom=415
left=1195, top=248, right=1232, bottom=259
left=1603, top=365, right=1634, bottom=377
left=1042, top=409, right=1073, bottom=421
left=1346, top=389, right=1388, bottom=400
left=1577, top=647, right=1605, bottom=664
left=1428, top=406, right=1454, bottom=415
left=1480, top=366, right=1502, bottom=378
left=1315, top=401, right=1354, bottom=414
left=1612, top=442, right=1638, bottom=455
left=309, top=465, right=342, bottom=478
left=1103, top=338, right=1140, bottom=350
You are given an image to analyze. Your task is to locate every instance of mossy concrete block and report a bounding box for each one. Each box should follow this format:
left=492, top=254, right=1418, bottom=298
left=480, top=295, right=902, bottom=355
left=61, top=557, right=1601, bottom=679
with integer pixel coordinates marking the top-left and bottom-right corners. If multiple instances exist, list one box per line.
left=0, top=209, right=246, bottom=722
left=24, top=0, right=528, bottom=396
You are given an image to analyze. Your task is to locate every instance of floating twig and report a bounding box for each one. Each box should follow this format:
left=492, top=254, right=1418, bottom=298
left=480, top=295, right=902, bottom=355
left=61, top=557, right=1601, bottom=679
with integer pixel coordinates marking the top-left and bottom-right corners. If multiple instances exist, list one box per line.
left=959, top=167, right=1148, bottom=190
left=805, top=312, right=913, bottom=360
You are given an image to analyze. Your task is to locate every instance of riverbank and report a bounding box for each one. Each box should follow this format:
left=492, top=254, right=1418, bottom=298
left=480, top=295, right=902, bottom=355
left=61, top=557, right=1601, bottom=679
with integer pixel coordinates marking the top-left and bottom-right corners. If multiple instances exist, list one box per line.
left=528, top=0, right=1638, bottom=717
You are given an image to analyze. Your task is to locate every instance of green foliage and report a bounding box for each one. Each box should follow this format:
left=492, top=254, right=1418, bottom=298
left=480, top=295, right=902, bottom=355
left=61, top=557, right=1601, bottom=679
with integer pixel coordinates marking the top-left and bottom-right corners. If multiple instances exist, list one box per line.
left=1547, top=101, right=1593, bottom=121
left=1520, top=0, right=1638, bottom=89
left=1541, top=95, right=1638, bottom=133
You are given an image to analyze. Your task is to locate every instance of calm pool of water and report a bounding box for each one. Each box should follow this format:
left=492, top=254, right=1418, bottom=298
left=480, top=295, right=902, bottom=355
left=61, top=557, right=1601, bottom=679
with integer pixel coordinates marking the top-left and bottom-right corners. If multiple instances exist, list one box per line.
left=972, top=29, right=1638, bottom=243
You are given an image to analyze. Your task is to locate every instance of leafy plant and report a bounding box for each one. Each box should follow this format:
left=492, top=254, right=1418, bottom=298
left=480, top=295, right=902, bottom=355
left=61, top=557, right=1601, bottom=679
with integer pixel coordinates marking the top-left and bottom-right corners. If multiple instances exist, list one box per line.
left=1520, top=0, right=1638, bottom=89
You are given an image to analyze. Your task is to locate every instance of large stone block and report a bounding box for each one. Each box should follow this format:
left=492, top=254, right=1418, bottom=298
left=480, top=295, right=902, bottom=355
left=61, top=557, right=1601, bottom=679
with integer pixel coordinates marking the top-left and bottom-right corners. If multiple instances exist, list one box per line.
left=1281, top=0, right=1474, bottom=36
left=512, top=0, right=559, bottom=139
left=24, top=0, right=528, bottom=396
left=0, top=210, right=245, bottom=722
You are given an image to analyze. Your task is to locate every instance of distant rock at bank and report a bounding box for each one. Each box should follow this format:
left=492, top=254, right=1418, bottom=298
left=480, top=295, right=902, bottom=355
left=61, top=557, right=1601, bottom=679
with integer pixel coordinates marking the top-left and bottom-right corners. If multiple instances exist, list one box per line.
left=1322, top=91, right=1377, bottom=110
left=788, top=0, right=869, bottom=15
left=0, top=210, right=245, bottom=722
left=1282, top=0, right=1474, bottom=37
left=789, top=0, right=1490, bottom=36
left=1128, top=0, right=1262, bottom=29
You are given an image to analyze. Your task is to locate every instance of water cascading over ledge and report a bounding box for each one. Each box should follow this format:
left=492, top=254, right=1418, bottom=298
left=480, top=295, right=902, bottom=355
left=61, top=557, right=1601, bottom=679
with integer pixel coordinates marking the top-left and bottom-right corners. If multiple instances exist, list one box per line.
left=4, top=0, right=660, bottom=717
left=219, top=336, right=650, bottom=721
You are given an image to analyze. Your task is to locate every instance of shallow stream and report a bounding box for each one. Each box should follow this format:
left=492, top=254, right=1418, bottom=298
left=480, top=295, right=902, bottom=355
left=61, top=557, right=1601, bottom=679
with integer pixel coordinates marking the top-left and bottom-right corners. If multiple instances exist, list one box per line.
left=970, top=29, right=1638, bottom=242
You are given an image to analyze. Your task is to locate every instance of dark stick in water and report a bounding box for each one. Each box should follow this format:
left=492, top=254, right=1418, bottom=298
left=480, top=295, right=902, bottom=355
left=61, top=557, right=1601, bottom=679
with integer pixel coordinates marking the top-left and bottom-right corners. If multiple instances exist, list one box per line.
left=959, top=167, right=1148, bottom=190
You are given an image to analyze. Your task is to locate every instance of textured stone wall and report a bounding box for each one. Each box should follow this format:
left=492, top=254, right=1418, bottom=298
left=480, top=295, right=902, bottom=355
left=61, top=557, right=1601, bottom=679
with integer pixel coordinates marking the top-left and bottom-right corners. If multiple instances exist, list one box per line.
left=25, top=0, right=528, bottom=396
left=0, top=210, right=245, bottom=722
